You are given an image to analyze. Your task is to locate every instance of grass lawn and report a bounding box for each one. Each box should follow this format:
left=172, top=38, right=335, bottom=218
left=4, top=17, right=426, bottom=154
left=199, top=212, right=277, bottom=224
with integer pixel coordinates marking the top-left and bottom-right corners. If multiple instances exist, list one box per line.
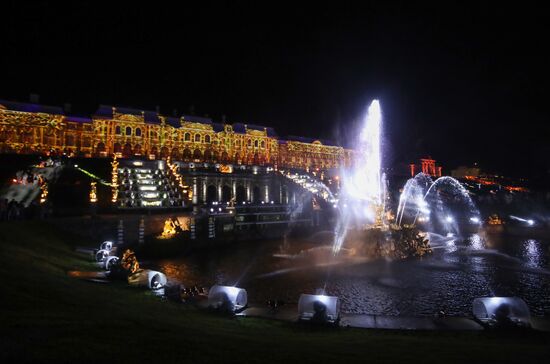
left=1, top=220, right=549, bottom=363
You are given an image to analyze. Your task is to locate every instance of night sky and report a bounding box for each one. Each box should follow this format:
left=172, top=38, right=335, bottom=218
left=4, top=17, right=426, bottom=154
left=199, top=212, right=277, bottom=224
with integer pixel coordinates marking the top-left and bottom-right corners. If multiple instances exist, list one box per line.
left=2, top=1, right=549, bottom=182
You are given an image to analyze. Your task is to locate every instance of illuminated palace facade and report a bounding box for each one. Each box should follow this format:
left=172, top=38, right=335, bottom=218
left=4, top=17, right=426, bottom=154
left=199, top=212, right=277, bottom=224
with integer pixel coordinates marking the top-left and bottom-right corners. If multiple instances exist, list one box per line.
left=0, top=100, right=353, bottom=170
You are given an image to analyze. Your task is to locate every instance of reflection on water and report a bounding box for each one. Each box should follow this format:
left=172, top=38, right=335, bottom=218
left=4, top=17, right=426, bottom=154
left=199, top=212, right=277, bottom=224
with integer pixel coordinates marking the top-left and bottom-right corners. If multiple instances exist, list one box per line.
left=155, top=230, right=550, bottom=316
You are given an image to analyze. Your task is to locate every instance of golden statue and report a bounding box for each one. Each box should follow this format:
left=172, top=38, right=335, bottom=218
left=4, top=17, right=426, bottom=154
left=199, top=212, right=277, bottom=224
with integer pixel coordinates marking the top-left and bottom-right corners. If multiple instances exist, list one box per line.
left=121, top=249, right=140, bottom=274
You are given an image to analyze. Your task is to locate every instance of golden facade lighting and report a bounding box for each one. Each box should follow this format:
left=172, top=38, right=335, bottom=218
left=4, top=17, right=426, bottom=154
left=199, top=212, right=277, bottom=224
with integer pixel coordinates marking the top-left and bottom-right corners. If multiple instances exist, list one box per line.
left=0, top=103, right=353, bottom=171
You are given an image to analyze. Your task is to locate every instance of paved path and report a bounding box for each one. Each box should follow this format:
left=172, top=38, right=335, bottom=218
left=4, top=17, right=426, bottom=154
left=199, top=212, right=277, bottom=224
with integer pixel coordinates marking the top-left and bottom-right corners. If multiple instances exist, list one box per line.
left=239, top=305, right=550, bottom=331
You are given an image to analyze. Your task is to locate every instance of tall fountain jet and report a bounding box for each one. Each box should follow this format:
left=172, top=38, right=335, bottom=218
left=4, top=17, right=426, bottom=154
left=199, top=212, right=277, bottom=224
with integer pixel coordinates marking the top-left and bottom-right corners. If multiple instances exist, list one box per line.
left=344, top=100, right=382, bottom=206
left=334, top=100, right=385, bottom=253
left=333, top=99, right=433, bottom=257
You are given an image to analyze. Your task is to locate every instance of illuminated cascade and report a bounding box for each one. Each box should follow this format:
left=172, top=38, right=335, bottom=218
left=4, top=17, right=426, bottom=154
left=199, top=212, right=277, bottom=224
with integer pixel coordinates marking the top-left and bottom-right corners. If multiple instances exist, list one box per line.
left=116, top=160, right=184, bottom=208
left=111, top=156, right=119, bottom=203
left=89, top=182, right=97, bottom=203
left=281, top=170, right=337, bottom=204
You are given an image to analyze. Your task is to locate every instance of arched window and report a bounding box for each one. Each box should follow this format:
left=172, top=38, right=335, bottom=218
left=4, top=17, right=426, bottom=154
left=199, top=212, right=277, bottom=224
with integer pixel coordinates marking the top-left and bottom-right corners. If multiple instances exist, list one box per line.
left=247, top=139, right=252, bottom=147
left=261, top=140, right=265, bottom=148
left=205, top=135, right=211, bottom=143
left=65, top=135, right=75, bottom=146
left=194, top=134, right=201, bottom=142
left=135, top=128, right=141, bottom=137
left=254, top=140, right=258, bottom=148
left=115, top=126, right=121, bottom=135
left=125, top=127, right=132, bottom=136
left=184, top=132, right=191, bottom=141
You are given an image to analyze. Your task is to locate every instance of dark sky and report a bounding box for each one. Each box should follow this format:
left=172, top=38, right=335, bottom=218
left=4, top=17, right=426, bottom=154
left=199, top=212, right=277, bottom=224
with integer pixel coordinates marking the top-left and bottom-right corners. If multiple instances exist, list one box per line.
left=2, top=1, right=549, bottom=181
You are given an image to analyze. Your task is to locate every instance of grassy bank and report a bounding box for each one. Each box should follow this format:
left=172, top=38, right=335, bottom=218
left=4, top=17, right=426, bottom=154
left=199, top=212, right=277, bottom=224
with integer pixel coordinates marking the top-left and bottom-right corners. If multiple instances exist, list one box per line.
left=1, top=221, right=549, bottom=363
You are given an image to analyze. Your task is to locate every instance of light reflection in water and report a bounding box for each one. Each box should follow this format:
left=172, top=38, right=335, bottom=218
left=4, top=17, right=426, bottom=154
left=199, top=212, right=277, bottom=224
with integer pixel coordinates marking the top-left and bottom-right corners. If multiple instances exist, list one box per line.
left=154, top=233, right=550, bottom=316
left=469, top=234, right=484, bottom=250
left=523, top=239, right=541, bottom=267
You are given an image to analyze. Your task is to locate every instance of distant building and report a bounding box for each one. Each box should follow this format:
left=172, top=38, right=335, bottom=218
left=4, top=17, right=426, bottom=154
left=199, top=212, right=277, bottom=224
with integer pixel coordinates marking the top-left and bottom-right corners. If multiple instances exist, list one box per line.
left=409, top=157, right=442, bottom=177
left=451, top=165, right=481, bottom=178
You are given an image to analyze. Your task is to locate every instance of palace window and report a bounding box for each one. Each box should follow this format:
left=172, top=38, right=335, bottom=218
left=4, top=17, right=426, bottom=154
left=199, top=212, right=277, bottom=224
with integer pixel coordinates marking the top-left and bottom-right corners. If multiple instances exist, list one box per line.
left=261, top=140, right=265, bottom=148
left=254, top=140, right=259, bottom=148
left=135, top=128, right=142, bottom=137
left=184, top=132, right=191, bottom=141
left=115, top=126, right=121, bottom=135
left=247, top=139, right=252, bottom=147
left=205, top=135, right=211, bottom=143
left=65, top=135, right=75, bottom=146
left=125, top=127, right=132, bottom=136
left=195, top=134, right=201, bottom=142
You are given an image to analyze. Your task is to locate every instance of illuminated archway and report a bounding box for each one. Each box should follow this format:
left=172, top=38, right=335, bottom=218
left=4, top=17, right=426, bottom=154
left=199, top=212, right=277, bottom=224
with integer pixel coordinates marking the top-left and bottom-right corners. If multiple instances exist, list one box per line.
left=183, top=148, right=192, bottom=161
left=252, top=186, right=261, bottom=204
left=236, top=185, right=246, bottom=203
left=206, top=185, right=217, bottom=204
left=123, top=143, right=132, bottom=158
left=96, top=142, right=106, bottom=156
left=113, top=143, right=122, bottom=154
left=160, top=146, right=169, bottom=159
left=193, top=149, right=202, bottom=161
left=222, top=185, right=231, bottom=202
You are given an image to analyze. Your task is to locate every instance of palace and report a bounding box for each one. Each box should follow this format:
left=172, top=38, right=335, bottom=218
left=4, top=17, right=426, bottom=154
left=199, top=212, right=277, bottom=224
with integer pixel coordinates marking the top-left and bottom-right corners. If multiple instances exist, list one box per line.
left=0, top=99, right=353, bottom=171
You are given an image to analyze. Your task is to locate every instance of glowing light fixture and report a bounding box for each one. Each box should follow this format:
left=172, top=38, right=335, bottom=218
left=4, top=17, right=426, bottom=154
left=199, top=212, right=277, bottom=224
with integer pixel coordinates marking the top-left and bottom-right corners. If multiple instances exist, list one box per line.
left=298, top=291, right=340, bottom=324
left=208, top=285, right=248, bottom=312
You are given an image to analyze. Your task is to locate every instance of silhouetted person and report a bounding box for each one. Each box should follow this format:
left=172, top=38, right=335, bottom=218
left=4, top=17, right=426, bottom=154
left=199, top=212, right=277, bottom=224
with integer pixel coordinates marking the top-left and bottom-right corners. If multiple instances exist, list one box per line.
left=492, top=303, right=515, bottom=329
left=311, top=300, right=328, bottom=323
left=219, top=292, right=235, bottom=313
